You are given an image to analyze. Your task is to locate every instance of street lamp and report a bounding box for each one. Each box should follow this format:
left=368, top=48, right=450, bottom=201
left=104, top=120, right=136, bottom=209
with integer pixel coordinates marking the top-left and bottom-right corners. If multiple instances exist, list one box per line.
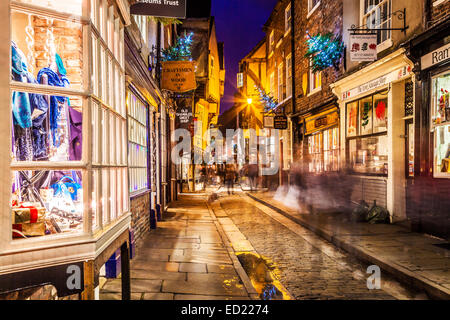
left=247, top=98, right=253, bottom=105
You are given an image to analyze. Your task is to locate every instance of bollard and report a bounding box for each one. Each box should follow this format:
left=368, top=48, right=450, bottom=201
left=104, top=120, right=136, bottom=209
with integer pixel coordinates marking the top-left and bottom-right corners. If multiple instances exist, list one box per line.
left=150, top=209, right=157, bottom=229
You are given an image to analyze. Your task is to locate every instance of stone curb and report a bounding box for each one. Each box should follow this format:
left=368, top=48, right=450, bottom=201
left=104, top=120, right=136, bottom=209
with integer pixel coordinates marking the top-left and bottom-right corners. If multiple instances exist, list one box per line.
left=247, top=193, right=450, bottom=300
left=205, top=200, right=260, bottom=300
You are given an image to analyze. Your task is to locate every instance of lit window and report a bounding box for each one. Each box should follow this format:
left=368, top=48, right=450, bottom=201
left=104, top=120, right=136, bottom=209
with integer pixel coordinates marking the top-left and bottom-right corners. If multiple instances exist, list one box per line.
left=127, top=90, right=149, bottom=195
left=308, top=0, right=320, bottom=15
left=269, top=31, right=274, bottom=52
left=309, top=60, right=322, bottom=93
left=285, top=4, right=292, bottom=32
left=270, top=72, right=275, bottom=98
left=286, top=54, right=292, bottom=98
left=278, top=62, right=284, bottom=102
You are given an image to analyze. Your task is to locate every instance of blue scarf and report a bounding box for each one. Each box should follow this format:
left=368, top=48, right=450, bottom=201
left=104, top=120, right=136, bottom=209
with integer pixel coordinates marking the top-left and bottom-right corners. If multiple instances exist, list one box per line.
left=37, top=67, right=70, bottom=145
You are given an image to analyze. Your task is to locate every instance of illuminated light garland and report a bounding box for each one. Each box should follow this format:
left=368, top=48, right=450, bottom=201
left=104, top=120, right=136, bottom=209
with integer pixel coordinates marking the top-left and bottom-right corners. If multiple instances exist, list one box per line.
left=255, top=85, right=278, bottom=112
left=161, top=32, right=194, bottom=62
left=304, top=32, right=344, bottom=73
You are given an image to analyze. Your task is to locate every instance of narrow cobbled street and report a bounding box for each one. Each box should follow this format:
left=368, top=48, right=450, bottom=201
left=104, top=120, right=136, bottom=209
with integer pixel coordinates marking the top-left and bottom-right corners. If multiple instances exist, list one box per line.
left=101, top=189, right=427, bottom=300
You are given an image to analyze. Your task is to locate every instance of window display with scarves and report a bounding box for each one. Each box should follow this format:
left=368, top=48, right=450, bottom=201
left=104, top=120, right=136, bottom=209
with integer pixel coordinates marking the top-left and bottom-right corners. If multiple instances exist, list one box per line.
left=1, top=0, right=131, bottom=275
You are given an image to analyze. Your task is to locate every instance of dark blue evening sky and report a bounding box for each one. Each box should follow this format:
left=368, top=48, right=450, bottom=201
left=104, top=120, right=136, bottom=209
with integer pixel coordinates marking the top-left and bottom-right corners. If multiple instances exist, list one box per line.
left=212, top=0, right=278, bottom=114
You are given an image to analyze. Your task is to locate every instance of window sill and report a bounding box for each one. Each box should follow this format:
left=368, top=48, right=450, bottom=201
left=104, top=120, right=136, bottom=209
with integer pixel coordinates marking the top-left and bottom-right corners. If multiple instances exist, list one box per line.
left=433, top=0, right=447, bottom=6
left=376, top=39, right=393, bottom=54
left=284, top=28, right=291, bottom=38
left=130, top=189, right=151, bottom=200
left=308, top=87, right=322, bottom=97
left=307, top=2, right=321, bottom=19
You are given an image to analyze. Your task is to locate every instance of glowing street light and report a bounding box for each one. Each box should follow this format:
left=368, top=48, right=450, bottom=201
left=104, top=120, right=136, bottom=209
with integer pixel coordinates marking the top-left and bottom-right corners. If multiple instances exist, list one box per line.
left=247, top=98, right=253, bottom=105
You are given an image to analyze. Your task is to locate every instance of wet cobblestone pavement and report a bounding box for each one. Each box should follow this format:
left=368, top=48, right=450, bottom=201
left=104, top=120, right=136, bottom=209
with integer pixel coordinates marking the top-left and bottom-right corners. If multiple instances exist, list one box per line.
left=218, top=194, right=401, bottom=300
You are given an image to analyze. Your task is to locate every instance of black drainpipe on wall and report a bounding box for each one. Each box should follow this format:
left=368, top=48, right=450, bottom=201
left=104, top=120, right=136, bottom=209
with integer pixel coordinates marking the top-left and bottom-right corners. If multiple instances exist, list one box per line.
left=290, top=0, right=296, bottom=116
left=156, top=21, right=162, bottom=87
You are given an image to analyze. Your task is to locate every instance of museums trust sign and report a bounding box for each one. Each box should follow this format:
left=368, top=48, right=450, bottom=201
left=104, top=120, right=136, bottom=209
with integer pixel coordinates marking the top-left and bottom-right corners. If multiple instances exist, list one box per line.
left=130, top=0, right=186, bottom=18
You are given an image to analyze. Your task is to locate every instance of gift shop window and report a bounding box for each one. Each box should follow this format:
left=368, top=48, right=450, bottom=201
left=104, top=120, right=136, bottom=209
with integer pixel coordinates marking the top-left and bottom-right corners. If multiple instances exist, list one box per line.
left=346, top=91, right=388, bottom=175
left=307, top=127, right=339, bottom=173
left=8, top=0, right=128, bottom=242
left=431, top=71, right=450, bottom=178
left=127, top=90, right=150, bottom=195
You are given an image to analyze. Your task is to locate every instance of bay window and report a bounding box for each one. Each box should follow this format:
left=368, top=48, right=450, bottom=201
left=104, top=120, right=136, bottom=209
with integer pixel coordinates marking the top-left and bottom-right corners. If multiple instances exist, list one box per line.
left=2, top=0, right=129, bottom=269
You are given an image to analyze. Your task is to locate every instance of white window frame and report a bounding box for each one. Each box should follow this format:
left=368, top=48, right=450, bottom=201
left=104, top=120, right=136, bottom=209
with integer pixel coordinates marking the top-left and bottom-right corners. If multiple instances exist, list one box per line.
left=360, top=0, right=392, bottom=50
left=269, top=30, right=275, bottom=53
left=309, top=60, right=322, bottom=95
left=307, top=0, right=321, bottom=18
left=1, top=0, right=130, bottom=268
left=127, top=88, right=150, bottom=195
left=270, top=72, right=275, bottom=98
left=286, top=54, right=292, bottom=99
left=285, top=3, right=292, bottom=33
left=278, top=62, right=284, bottom=103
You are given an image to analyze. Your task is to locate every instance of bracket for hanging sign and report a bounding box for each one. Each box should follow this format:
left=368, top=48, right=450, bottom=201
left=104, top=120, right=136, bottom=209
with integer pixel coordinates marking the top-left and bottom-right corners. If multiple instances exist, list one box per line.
left=348, top=8, right=409, bottom=35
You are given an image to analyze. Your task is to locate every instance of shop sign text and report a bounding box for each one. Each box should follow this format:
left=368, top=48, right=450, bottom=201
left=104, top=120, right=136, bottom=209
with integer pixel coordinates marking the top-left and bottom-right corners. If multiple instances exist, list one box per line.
left=349, top=34, right=378, bottom=62
left=162, top=61, right=196, bottom=93
left=130, top=0, right=186, bottom=18
left=421, top=42, right=450, bottom=70
left=342, top=66, right=412, bottom=101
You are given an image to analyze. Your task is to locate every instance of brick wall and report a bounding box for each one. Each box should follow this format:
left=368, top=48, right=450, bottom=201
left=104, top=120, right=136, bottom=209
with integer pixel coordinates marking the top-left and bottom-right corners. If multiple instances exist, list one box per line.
left=0, top=285, right=79, bottom=300
left=266, top=0, right=293, bottom=113
left=293, top=0, right=343, bottom=115
left=130, top=193, right=151, bottom=242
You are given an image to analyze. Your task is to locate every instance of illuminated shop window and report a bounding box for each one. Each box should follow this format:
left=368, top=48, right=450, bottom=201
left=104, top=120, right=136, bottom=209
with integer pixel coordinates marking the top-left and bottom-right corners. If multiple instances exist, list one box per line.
left=346, top=91, right=389, bottom=175
left=431, top=71, right=450, bottom=177
left=127, top=90, right=149, bottom=195
left=7, top=0, right=128, bottom=242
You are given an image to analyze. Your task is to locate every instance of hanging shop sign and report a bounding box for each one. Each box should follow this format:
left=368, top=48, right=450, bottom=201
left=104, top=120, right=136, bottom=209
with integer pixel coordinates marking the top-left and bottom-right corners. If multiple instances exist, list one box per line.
left=342, top=66, right=412, bottom=101
left=421, top=42, right=450, bottom=70
left=161, top=61, right=196, bottom=93
left=130, top=0, right=186, bottom=19
left=263, top=116, right=274, bottom=128
left=175, top=98, right=193, bottom=130
left=305, top=108, right=339, bottom=135
left=273, top=115, right=288, bottom=130
left=349, top=34, right=378, bottom=62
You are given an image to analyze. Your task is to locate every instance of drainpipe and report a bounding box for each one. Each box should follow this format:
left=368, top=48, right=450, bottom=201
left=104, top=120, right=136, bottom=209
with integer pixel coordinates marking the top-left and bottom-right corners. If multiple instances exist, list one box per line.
left=156, top=21, right=162, bottom=86
left=290, top=0, right=296, bottom=116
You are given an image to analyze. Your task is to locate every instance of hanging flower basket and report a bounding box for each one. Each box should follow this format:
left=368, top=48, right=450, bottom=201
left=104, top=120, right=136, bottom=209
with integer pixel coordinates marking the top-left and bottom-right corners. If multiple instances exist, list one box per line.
left=304, top=32, right=345, bottom=73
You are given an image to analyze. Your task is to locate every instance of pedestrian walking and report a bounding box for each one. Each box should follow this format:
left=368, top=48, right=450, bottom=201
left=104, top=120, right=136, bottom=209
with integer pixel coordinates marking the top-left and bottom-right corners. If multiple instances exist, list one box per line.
left=248, top=163, right=259, bottom=192
left=225, top=164, right=236, bottom=195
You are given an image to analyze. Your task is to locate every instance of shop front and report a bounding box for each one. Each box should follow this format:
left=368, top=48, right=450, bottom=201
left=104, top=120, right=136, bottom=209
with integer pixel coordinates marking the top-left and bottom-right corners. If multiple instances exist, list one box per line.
left=0, top=0, right=133, bottom=299
left=303, top=104, right=340, bottom=174
left=332, top=49, right=414, bottom=223
left=404, top=18, right=450, bottom=239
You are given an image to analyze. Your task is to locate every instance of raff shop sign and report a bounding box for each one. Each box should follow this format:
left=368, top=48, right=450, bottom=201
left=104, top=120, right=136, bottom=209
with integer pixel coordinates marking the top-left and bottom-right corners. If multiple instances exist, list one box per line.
left=161, top=61, right=196, bottom=93
left=130, top=0, right=186, bottom=19
left=421, top=42, right=450, bottom=70
left=349, top=34, right=377, bottom=62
